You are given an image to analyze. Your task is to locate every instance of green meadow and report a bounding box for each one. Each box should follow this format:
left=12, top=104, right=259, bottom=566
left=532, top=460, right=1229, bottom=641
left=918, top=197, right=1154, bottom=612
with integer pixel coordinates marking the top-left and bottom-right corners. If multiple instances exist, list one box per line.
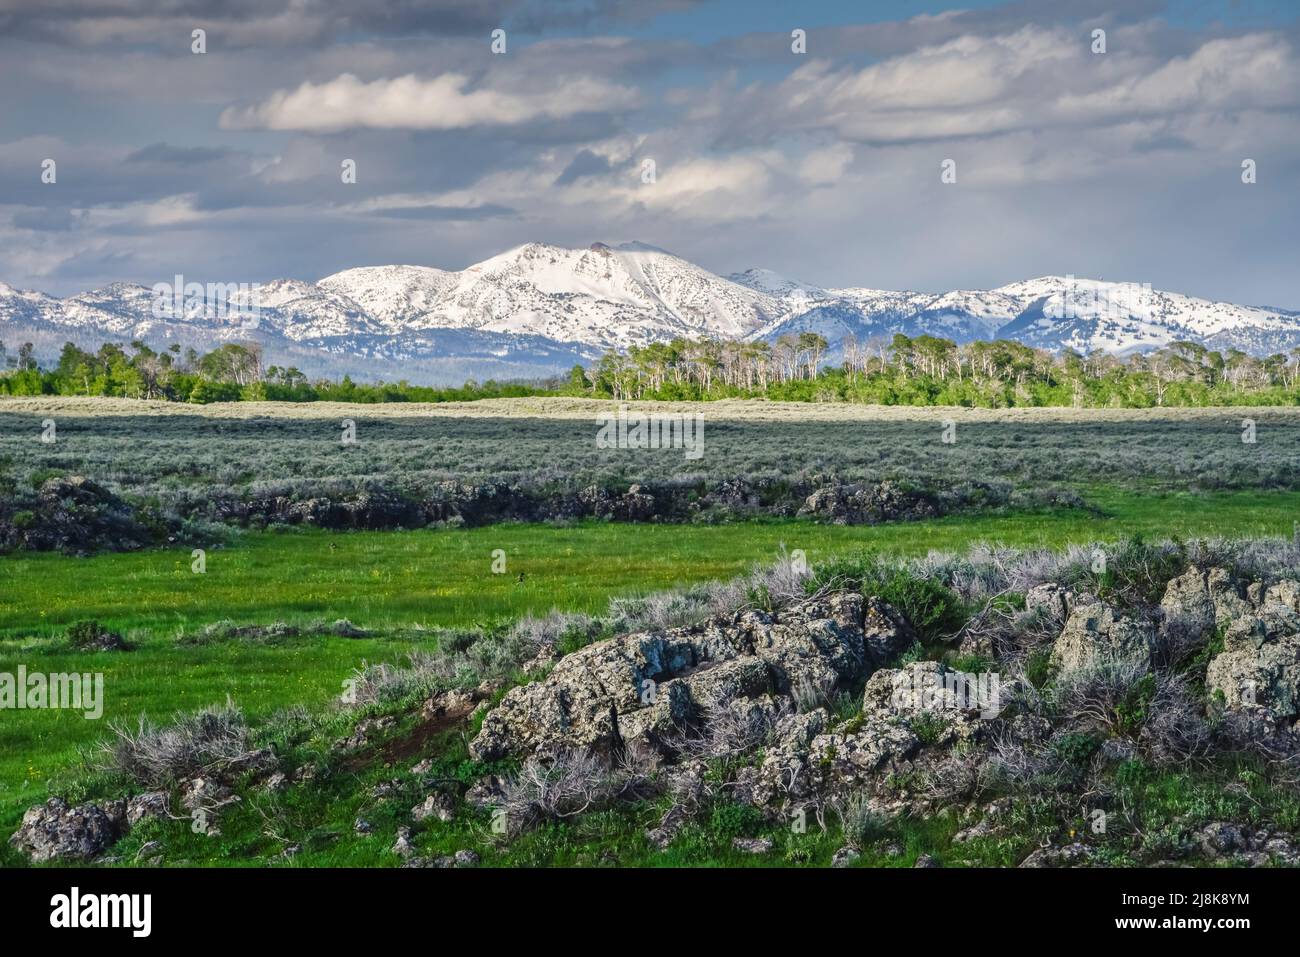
left=2, top=486, right=1299, bottom=837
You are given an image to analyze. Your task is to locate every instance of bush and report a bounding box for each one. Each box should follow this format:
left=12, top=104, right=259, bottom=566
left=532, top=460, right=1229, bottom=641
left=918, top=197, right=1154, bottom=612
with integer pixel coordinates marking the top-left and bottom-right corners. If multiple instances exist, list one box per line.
left=868, top=569, right=967, bottom=643
left=65, top=619, right=127, bottom=651
left=1051, top=732, right=1102, bottom=768
left=707, top=800, right=765, bottom=839
left=99, top=702, right=255, bottom=786
left=496, top=749, right=646, bottom=835
left=813, top=554, right=967, bottom=642
left=910, top=711, right=949, bottom=745
left=833, top=793, right=890, bottom=850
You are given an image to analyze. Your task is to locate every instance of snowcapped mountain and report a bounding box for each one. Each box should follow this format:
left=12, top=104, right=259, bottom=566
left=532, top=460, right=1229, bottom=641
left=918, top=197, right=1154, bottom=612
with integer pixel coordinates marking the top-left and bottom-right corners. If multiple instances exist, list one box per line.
left=996, top=277, right=1300, bottom=356
left=407, top=241, right=779, bottom=349
left=318, top=265, right=456, bottom=330
left=3, top=248, right=1298, bottom=386
left=741, top=272, right=1300, bottom=360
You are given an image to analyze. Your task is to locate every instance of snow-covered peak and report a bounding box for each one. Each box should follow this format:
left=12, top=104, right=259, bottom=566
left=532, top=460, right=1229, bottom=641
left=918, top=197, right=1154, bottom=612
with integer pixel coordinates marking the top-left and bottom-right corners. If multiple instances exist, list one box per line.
left=4, top=250, right=1299, bottom=378
left=319, top=264, right=455, bottom=330
left=729, top=267, right=825, bottom=299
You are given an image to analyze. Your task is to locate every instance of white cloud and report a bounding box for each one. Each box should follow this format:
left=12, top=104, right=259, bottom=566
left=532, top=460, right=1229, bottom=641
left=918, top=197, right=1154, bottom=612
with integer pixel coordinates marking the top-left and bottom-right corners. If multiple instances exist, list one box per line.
left=220, top=72, right=639, bottom=132
left=1056, top=33, right=1300, bottom=118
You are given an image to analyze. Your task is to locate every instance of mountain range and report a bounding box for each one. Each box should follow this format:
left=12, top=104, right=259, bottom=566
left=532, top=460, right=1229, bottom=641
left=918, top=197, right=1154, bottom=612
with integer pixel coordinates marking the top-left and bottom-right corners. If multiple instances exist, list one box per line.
left=3, top=241, right=1298, bottom=384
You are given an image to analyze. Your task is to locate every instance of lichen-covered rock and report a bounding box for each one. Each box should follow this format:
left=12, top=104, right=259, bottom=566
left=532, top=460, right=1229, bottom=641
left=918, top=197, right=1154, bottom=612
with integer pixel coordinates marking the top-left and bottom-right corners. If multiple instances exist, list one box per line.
left=469, top=594, right=874, bottom=763
left=125, top=791, right=170, bottom=827
left=1024, top=582, right=1071, bottom=622
left=469, top=629, right=731, bottom=761
left=8, top=797, right=125, bottom=862
left=1160, top=566, right=1259, bottom=646
left=1050, top=601, right=1154, bottom=674
left=1019, top=843, right=1095, bottom=868
left=412, top=791, right=458, bottom=824
left=1194, top=822, right=1300, bottom=866
left=179, top=777, right=233, bottom=811
left=831, top=846, right=860, bottom=867
left=753, top=713, right=919, bottom=807
left=1206, top=631, right=1300, bottom=720
left=465, top=774, right=506, bottom=809
left=747, top=593, right=867, bottom=695
left=392, top=826, right=417, bottom=859
left=1264, top=580, right=1300, bottom=615
left=862, top=597, right=916, bottom=668
left=863, top=661, right=1002, bottom=721
left=1221, top=601, right=1300, bottom=650
left=615, top=679, right=694, bottom=762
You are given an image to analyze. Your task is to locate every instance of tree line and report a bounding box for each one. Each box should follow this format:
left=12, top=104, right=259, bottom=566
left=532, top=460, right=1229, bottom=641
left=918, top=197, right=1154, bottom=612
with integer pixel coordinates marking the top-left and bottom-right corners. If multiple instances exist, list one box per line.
left=581, top=333, right=1300, bottom=407
left=0, top=339, right=560, bottom=403
left=5, top=333, right=1300, bottom=408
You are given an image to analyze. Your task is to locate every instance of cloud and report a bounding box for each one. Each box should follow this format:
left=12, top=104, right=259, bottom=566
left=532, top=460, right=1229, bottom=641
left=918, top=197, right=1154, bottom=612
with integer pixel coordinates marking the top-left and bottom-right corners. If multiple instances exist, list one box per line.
left=219, top=72, right=638, bottom=132
left=0, top=2, right=1298, bottom=309
left=1057, top=33, right=1300, bottom=118
left=364, top=202, right=516, bottom=221
left=125, top=143, right=233, bottom=166
left=0, top=0, right=705, bottom=48
left=554, top=148, right=615, bottom=185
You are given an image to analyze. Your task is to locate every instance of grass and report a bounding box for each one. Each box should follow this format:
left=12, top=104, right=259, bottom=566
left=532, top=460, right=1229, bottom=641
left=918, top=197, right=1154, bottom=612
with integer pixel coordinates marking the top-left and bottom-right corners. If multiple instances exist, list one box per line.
left=5, top=396, right=1300, bottom=495
left=5, top=487, right=1298, bottom=638
left=3, top=485, right=1300, bottom=860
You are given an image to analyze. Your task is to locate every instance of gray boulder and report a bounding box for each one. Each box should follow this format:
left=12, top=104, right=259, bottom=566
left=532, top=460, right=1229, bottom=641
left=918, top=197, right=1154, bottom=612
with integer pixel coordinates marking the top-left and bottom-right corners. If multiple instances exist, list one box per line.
left=1024, top=583, right=1072, bottom=622
left=125, top=791, right=170, bottom=827
left=470, top=593, right=875, bottom=763
left=1050, top=601, right=1154, bottom=674
left=1206, top=630, right=1300, bottom=720
left=8, top=797, right=125, bottom=862
left=862, top=597, right=916, bottom=667
left=1160, top=567, right=1254, bottom=649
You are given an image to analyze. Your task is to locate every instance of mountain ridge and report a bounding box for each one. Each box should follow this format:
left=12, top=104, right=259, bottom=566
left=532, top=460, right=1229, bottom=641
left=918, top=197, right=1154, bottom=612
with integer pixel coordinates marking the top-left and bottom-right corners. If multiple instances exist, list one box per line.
left=4, top=243, right=1298, bottom=385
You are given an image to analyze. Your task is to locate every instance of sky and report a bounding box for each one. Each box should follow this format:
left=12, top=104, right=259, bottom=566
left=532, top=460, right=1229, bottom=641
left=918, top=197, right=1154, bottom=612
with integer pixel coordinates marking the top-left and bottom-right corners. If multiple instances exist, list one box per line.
left=1, top=0, right=1297, bottom=306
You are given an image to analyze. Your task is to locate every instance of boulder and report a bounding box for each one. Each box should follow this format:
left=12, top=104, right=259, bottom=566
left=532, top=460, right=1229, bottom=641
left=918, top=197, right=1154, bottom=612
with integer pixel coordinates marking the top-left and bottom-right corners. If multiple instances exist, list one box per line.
left=746, top=592, right=867, bottom=695
left=8, top=797, right=124, bottom=862
left=1024, top=583, right=1071, bottom=622
left=863, top=661, right=1001, bottom=722
left=1050, top=601, right=1154, bottom=674
left=1206, top=631, right=1300, bottom=721
left=831, top=847, right=860, bottom=868
left=753, top=712, right=919, bottom=808
left=392, top=826, right=417, bottom=859
left=125, top=791, right=170, bottom=827
left=1264, top=580, right=1300, bottom=615
left=1160, top=567, right=1254, bottom=649
left=412, top=792, right=457, bottom=824
left=862, top=597, right=916, bottom=668
left=1019, top=843, right=1095, bottom=868
left=1194, top=822, right=1300, bottom=866
left=469, top=594, right=873, bottom=763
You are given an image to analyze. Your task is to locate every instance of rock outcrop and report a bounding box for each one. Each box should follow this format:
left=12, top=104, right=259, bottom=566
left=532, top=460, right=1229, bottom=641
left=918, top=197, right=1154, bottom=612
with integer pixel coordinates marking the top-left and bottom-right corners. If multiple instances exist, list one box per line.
left=1156, top=567, right=1300, bottom=724
left=1050, top=601, right=1154, bottom=674
left=469, top=593, right=884, bottom=763
left=8, top=797, right=125, bottom=863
